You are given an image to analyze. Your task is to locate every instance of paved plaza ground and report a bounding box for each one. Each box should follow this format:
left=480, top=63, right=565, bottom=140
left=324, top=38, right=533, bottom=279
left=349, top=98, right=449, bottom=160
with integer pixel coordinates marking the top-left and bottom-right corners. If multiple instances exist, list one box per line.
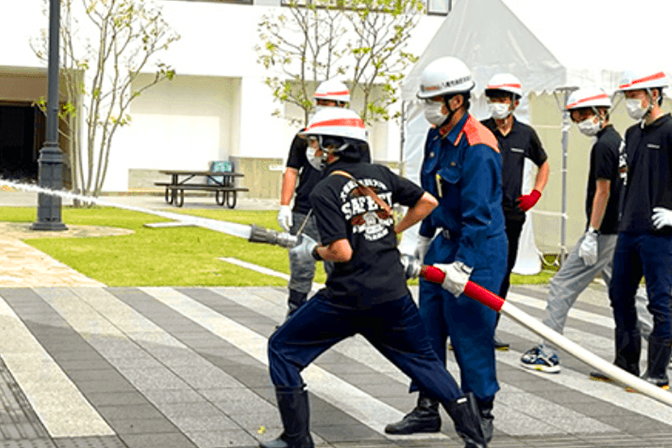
left=1, top=191, right=671, bottom=448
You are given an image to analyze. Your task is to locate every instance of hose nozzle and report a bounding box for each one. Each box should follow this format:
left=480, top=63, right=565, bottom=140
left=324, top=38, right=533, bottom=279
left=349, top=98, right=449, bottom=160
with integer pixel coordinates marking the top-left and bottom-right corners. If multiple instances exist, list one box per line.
left=248, top=225, right=299, bottom=248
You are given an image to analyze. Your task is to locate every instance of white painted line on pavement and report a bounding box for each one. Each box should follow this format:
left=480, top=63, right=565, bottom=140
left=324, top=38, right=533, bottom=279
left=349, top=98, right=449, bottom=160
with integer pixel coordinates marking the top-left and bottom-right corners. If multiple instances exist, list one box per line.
left=213, top=287, right=620, bottom=437
left=506, top=291, right=615, bottom=329
left=142, top=287, right=447, bottom=441
left=0, top=293, right=114, bottom=437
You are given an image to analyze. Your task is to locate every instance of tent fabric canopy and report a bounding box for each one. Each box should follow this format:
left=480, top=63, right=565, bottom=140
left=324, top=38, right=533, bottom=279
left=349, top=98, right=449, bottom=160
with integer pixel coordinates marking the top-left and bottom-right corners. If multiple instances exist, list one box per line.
left=402, top=0, right=672, bottom=101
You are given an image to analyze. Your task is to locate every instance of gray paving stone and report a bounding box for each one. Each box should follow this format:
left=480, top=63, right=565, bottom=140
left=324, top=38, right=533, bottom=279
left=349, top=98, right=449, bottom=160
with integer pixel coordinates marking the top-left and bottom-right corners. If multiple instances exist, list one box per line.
left=83, top=391, right=151, bottom=407
left=95, top=404, right=165, bottom=421
left=181, top=428, right=259, bottom=448
left=169, top=414, right=240, bottom=432
left=101, top=417, right=180, bottom=435
left=117, top=367, right=190, bottom=391
left=119, top=432, right=197, bottom=448
left=141, top=388, right=205, bottom=404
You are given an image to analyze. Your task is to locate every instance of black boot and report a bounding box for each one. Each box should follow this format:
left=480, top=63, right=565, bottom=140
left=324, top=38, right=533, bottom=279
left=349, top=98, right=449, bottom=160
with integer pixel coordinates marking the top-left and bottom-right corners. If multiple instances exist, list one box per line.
left=384, top=394, right=441, bottom=434
left=444, top=393, right=487, bottom=448
left=286, top=290, right=308, bottom=319
left=260, top=386, right=314, bottom=448
left=614, top=328, right=641, bottom=376
left=590, top=328, right=641, bottom=381
left=642, top=335, right=671, bottom=388
left=476, top=398, right=494, bottom=443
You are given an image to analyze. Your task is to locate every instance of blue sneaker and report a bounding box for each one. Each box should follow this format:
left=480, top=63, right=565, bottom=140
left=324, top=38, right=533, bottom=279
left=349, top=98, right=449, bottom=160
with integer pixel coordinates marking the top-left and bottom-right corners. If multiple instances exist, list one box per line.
left=520, top=344, right=561, bottom=373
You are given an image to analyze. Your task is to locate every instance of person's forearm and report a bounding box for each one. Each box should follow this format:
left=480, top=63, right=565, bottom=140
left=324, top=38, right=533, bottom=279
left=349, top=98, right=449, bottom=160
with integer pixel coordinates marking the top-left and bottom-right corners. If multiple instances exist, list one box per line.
left=589, top=181, right=610, bottom=230
left=533, top=161, right=550, bottom=193
left=280, top=169, right=298, bottom=206
left=394, top=193, right=438, bottom=235
left=315, top=239, right=352, bottom=263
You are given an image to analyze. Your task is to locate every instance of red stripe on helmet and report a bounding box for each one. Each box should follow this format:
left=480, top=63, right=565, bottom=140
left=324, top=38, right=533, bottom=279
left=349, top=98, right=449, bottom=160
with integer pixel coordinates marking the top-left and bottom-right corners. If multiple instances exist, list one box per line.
left=620, top=71, right=666, bottom=89
left=567, top=93, right=609, bottom=109
left=307, top=118, right=365, bottom=130
left=314, top=90, right=349, bottom=97
left=487, top=83, right=522, bottom=90
left=632, top=72, right=666, bottom=85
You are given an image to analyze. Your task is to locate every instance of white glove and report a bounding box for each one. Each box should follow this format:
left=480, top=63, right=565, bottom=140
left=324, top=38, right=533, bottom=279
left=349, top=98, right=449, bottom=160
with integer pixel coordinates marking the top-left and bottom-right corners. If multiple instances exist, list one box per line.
left=652, top=207, right=672, bottom=229
left=277, top=205, right=293, bottom=231
left=414, top=235, right=432, bottom=263
left=289, top=234, right=318, bottom=264
left=434, top=261, right=473, bottom=297
left=578, top=230, right=598, bottom=267
left=400, top=254, right=422, bottom=280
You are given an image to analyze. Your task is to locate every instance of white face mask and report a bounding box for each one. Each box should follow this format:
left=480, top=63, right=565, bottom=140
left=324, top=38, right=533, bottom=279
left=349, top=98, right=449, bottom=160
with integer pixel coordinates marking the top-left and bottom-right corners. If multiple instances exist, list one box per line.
left=488, top=102, right=511, bottom=120
left=577, top=117, right=600, bottom=136
left=626, top=98, right=648, bottom=120
left=424, top=102, right=449, bottom=126
left=306, top=145, right=326, bottom=171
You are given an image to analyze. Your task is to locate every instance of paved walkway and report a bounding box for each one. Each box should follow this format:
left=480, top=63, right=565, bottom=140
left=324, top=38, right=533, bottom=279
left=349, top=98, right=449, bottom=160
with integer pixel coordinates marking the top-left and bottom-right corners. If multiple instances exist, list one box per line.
left=1, top=191, right=671, bottom=448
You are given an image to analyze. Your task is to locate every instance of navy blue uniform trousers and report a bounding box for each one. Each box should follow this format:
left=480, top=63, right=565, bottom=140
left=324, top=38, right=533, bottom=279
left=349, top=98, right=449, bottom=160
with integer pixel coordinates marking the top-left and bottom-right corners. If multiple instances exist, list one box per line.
left=610, top=232, right=672, bottom=340
left=413, top=232, right=507, bottom=403
left=268, top=293, right=462, bottom=402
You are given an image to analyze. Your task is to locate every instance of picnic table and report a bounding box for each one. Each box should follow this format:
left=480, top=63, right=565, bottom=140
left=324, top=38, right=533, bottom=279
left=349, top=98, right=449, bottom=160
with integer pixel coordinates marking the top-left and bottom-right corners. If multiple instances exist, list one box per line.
left=155, top=170, right=248, bottom=208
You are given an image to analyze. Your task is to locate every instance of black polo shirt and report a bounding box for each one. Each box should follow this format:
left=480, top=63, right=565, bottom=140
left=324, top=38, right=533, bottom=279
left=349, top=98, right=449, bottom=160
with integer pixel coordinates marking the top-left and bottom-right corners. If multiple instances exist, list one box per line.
left=310, top=160, right=425, bottom=309
left=286, top=132, right=324, bottom=215
left=619, top=114, right=672, bottom=234
left=286, top=132, right=372, bottom=215
left=586, top=125, right=621, bottom=235
left=482, top=117, right=548, bottom=221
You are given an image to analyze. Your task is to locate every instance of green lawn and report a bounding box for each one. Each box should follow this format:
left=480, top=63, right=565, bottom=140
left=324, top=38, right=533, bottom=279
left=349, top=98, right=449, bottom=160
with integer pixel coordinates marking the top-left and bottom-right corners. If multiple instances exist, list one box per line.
left=2, top=206, right=554, bottom=287
left=2, top=206, right=326, bottom=287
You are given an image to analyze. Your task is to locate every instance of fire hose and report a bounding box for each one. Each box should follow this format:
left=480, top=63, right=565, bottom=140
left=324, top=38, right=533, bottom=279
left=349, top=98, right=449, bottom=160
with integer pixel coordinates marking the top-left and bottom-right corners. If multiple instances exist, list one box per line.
left=411, top=260, right=672, bottom=407
left=1, top=180, right=669, bottom=406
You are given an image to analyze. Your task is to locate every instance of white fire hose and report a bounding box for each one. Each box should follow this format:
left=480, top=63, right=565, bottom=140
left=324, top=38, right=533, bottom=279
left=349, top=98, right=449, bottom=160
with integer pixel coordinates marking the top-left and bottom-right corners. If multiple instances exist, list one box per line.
left=417, top=263, right=672, bottom=408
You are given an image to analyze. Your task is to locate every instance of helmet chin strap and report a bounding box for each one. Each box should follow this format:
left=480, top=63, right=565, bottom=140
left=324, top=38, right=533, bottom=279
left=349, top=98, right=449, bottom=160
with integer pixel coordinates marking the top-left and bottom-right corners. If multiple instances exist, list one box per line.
left=439, top=94, right=458, bottom=128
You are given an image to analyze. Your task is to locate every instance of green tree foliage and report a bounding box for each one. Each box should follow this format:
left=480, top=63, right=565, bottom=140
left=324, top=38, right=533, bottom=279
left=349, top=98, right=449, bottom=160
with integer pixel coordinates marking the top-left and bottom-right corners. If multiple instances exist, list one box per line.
left=257, top=0, right=422, bottom=126
left=32, top=0, right=179, bottom=199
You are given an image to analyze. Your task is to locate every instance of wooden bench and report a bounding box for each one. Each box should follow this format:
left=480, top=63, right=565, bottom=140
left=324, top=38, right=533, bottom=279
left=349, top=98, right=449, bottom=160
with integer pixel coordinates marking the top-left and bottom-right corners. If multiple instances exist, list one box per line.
left=155, top=170, right=248, bottom=208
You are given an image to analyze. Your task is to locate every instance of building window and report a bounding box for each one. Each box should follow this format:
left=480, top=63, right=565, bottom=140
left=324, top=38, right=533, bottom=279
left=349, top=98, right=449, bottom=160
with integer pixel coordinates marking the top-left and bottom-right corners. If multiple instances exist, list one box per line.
left=279, top=0, right=451, bottom=15
left=163, top=0, right=253, bottom=5
left=427, top=0, right=451, bottom=15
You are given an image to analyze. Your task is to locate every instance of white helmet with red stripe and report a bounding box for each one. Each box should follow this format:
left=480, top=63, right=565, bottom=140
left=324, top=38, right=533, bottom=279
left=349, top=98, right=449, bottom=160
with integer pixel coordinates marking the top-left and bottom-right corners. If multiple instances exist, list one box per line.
left=618, top=70, right=668, bottom=92
left=300, top=107, right=367, bottom=143
left=314, top=79, right=350, bottom=104
left=485, top=73, right=523, bottom=99
left=566, top=86, right=611, bottom=111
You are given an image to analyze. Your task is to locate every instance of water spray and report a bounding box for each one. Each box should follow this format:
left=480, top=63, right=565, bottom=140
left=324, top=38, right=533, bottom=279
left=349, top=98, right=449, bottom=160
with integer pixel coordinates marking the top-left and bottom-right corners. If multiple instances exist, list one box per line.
left=4, top=179, right=670, bottom=406
left=0, top=179, right=298, bottom=249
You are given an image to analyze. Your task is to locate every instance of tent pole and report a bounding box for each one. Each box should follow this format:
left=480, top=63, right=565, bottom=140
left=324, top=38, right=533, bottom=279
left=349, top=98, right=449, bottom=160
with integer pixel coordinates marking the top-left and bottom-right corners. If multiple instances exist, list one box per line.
left=553, top=86, right=578, bottom=263
left=400, top=100, right=406, bottom=177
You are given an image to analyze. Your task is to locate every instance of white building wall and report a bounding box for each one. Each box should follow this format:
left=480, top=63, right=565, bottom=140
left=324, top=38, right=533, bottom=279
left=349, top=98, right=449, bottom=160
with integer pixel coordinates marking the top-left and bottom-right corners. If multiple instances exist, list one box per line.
left=0, top=0, right=445, bottom=192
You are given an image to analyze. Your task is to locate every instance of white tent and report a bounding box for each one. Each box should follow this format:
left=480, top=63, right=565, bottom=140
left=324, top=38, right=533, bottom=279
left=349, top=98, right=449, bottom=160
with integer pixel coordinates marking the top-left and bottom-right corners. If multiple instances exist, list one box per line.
left=399, top=0, right=672, bottom=273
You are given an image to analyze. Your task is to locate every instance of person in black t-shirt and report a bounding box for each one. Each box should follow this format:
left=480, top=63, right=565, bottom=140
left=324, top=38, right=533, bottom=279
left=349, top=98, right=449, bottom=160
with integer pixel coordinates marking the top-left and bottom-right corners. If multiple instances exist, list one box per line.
left=261, top=108, right=488, bottom=448
left=608, top=70, right=672, bottom=389
left=481, top=73, right=550, bottom=350
left=278, top=80, right=371, bottom=319
left=519, top=87, right=651, bottom=375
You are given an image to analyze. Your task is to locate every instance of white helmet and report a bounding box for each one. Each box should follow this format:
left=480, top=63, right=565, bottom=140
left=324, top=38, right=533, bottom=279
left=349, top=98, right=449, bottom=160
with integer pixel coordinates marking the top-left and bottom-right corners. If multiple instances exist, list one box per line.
left=618, top=70, right=668, bottom=92
left=566, top=86, right=611, bottom=110
left=417, top=57, right=475, bottom=99
left=300, top=107, right=367, bottom=143
left=485, top=73, right=523, bottom=99
left=314, top=79, right=350, bottom=104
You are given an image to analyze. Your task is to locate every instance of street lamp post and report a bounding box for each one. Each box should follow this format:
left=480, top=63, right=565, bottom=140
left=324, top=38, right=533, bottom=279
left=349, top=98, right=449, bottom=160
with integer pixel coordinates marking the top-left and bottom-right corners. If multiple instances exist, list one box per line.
left=32, top=0, right=67, bottom=231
